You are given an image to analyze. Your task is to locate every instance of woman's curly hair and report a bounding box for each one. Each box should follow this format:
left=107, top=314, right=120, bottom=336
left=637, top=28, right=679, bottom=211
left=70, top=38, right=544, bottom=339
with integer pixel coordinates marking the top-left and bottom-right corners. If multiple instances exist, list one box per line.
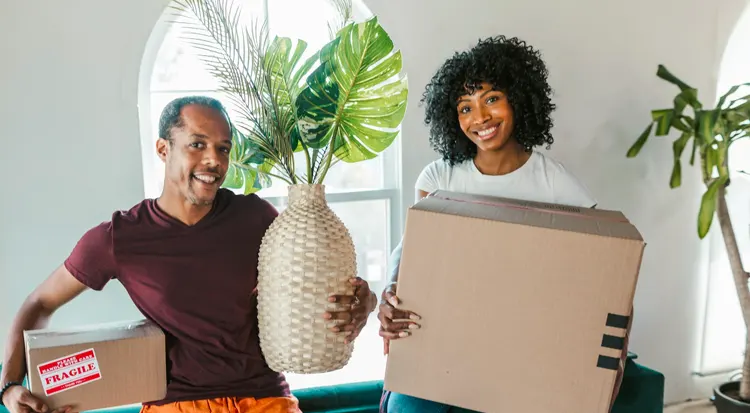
left=421, top=35, right=556, bottom=166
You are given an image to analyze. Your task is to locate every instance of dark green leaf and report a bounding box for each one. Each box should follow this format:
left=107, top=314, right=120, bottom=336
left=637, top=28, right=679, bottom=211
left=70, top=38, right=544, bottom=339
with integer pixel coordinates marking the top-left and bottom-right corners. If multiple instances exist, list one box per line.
left=673, top=88, right=699, bottom=114
left=670, top=132, right=691, bottom=188
left=296, top=61, right=340, bottom=149
left=627, top=123, right=653, bottom=158
left=671, top=115, right=691, bottom=133
left=657, top=65, right=696, bottom=94
left=689, top=135, right=697, bottom=165
left=696, top=109, right=720, bottom=143
left=697, top=176, right=728, bottom=238
left=652, top=109, right=674, bottom=136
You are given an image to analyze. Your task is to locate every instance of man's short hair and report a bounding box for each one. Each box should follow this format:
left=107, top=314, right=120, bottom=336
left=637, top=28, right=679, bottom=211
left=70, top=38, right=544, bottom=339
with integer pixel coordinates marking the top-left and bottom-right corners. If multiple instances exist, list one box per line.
left=158, top=95, right=231, bottom=140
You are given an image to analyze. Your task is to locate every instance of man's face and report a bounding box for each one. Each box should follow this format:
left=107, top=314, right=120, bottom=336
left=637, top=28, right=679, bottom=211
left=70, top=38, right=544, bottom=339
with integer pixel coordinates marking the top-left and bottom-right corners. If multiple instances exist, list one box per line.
left=157, top=104, right=232, bottom=206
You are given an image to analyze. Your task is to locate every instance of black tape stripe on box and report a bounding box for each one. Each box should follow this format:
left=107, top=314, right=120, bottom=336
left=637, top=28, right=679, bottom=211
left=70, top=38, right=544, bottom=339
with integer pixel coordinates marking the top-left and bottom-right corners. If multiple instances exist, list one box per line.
left=606, top=313, right=630, bottom=330
left=601, top=334, right=625, bottom=350
left=597, top=355, right=620, bottom=371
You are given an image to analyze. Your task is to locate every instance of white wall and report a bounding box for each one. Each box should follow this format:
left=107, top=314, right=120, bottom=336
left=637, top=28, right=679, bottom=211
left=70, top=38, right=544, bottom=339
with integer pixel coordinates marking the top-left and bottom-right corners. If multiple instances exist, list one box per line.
left=0, top=0, right=747, bottom=405
left=0, top=0, right=169, bottom=344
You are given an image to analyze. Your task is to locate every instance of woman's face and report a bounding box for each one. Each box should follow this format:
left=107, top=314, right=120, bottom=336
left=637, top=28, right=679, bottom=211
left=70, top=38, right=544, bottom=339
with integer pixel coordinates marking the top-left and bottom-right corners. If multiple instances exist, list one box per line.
left=456, top=82, right=514, bottom=153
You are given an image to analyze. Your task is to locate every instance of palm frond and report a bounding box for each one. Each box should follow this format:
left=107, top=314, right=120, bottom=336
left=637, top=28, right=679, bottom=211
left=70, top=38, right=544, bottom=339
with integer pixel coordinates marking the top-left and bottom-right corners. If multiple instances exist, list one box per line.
left=168, top=0, right=407, bottom=191
left=326, top=0, right=353, bottom=39
left=170, top=0, right=298, bottom=184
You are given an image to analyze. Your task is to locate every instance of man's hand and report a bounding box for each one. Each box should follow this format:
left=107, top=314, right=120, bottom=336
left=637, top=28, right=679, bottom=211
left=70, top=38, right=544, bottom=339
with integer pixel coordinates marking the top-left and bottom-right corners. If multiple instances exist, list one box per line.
left=324, top=277, right=377, bottom=344
left=377, top=283, right=421, bottom=355
left=1, top=384, right=71, bottom=413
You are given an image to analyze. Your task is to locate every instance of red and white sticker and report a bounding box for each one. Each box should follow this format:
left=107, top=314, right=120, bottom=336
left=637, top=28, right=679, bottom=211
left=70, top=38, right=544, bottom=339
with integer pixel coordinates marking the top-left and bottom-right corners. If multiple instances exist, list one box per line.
left=37, top=348, right=102, bottom=396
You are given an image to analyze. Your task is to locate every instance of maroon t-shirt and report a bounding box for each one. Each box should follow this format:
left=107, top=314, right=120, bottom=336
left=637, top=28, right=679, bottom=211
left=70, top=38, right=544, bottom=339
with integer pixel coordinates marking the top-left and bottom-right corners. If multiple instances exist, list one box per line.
left=63, top=188, right=290, bottom=404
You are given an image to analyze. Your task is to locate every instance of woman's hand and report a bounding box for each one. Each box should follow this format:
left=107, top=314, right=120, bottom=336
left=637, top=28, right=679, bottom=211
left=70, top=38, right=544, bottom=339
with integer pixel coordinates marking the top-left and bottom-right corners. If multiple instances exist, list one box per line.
left=377, top=282, right=421, bottom=355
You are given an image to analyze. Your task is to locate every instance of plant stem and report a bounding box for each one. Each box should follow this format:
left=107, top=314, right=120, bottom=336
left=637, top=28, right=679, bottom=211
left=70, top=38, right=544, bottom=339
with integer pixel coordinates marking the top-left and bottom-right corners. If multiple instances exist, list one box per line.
left=238, top=164, right=292, bottom=185
left=316, top=133, right=337, bottom=184
left=299, top=140, right=313, bottom=183
left=716, top=184, right=750, bottom=400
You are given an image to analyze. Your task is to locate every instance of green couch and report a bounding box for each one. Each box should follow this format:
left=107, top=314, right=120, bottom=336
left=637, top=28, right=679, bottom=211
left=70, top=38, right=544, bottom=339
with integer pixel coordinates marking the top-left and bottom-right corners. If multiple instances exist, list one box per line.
left=0, top=354, right=663, bottom=413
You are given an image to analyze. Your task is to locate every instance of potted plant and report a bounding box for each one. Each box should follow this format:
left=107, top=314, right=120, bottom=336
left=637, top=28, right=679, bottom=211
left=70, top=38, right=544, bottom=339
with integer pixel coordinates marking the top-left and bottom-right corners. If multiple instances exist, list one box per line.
left=626, top=64, right=749, bottom=412
left=169, top=0, right=408, bottom=374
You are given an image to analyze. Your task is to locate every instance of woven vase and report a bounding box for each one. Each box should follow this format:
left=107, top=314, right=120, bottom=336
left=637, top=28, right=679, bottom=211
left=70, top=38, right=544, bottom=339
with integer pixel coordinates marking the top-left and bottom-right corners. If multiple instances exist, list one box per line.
left=256, top=184, right=357, bottom=373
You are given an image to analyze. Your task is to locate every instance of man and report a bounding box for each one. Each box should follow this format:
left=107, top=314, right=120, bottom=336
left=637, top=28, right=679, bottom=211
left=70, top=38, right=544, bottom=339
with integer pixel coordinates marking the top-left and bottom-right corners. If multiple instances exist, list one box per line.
left=0, top=96, right=377, bottom=413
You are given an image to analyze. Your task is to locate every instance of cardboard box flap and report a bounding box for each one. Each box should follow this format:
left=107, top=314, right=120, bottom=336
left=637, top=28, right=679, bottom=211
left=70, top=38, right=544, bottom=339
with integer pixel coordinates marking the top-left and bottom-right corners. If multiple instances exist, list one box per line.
left=417, top=190, right=643, bottom=241
left=25, top=319, right=162, bottom=349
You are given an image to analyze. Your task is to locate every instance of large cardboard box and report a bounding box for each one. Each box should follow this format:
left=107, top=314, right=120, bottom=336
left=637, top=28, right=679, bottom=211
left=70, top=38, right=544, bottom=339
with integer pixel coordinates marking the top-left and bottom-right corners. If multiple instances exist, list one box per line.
left=384, top=190, right=645, bottom=413
left=24, top=319, right=167, bottom=412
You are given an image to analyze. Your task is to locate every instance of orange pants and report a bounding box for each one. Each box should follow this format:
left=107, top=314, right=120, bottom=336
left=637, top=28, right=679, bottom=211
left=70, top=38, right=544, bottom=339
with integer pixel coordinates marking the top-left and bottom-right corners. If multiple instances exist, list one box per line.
left=140, top=397, right=301, bottom=413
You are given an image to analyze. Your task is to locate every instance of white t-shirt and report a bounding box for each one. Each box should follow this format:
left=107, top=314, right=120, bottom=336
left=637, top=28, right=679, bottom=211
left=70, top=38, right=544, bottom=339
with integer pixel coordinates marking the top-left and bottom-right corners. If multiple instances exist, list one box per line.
left=414, top=150, right=598, bottom=208
left=387, top=150, right=597, bottom=280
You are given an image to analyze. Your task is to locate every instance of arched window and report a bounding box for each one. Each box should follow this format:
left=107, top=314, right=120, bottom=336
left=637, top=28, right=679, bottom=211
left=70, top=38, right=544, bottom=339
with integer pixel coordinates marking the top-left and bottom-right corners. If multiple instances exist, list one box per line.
left=138, top=0, right=400, bottom=389
left=695, top=5, right=750, bottom=377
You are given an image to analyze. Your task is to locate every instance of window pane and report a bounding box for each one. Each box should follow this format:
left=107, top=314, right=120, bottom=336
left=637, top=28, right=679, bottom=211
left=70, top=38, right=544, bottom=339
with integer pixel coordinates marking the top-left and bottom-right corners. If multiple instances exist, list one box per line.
left=269, top=199, right=390, bottom=389
left=268, top=0, right=336, bottom=51
left=150, top=0, right=266, bottom=92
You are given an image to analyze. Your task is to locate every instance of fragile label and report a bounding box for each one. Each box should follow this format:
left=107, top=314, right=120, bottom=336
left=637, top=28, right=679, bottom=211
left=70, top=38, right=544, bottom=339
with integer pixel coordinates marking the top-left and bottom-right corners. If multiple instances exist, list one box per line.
left=37, top=348, right=101, bottom=396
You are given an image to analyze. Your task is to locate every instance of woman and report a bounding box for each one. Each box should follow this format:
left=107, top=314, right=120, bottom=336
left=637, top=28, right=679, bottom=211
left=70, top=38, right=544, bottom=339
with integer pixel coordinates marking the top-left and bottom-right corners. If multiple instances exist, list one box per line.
left=378, top=35, right=628, bottom=413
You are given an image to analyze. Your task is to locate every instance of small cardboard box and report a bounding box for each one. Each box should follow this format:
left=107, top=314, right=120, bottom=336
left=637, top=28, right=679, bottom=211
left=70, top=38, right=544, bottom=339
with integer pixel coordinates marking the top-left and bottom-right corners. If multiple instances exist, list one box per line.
left=24, top=319, right=167, bottom=412
left=384, top=190, right=645, bottom=413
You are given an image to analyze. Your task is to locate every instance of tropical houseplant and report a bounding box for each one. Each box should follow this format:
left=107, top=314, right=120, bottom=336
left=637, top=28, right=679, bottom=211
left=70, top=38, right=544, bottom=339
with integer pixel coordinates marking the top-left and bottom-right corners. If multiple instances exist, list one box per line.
left=169, top=0, right=408, bottom=373
left=626, top=64, right=749, bottom=411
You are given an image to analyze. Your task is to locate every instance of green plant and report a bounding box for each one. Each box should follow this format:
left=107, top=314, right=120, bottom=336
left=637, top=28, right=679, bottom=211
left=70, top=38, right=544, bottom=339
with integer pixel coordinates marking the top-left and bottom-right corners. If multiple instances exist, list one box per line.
left=169, top=0, right=408, bottom=193
left=627, top=64, right=750, bottom=401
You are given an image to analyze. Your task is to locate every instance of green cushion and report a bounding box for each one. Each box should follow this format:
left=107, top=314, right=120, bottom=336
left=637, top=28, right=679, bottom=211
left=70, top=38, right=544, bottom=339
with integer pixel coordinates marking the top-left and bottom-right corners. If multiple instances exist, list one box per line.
left=295, top=381, right=382, bottom=413
left=0, top=354, right=664, bottom=413
left=611, top=357, right=665, bottom=413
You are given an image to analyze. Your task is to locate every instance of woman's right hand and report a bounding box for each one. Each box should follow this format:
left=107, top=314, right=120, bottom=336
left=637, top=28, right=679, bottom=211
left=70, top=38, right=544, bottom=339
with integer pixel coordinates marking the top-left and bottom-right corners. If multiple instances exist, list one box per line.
left=378, top=283, right=421, bottom=355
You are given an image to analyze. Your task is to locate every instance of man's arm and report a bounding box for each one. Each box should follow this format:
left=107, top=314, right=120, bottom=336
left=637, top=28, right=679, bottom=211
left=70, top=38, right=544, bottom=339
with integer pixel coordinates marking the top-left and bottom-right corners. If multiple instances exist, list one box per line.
left=1, top=266, right=88, bottom=406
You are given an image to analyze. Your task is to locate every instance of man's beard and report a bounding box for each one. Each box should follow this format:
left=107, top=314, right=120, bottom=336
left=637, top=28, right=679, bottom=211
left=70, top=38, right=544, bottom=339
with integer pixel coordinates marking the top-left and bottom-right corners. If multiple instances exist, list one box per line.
left=185, top=182, right=216, bottom=206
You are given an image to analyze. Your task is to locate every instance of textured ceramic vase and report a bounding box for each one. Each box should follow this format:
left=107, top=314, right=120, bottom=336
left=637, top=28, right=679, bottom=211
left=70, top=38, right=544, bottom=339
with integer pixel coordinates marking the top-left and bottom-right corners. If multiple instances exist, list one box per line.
left=256, top=184, right=357, bottom=373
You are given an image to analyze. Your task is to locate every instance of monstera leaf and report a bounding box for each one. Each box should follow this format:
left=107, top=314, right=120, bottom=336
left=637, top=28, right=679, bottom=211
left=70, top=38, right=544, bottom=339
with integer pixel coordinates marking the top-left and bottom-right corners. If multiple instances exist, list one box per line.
left=296, top=16, right=408, bottom=182
left=223, top=128, right=275, bottom=194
